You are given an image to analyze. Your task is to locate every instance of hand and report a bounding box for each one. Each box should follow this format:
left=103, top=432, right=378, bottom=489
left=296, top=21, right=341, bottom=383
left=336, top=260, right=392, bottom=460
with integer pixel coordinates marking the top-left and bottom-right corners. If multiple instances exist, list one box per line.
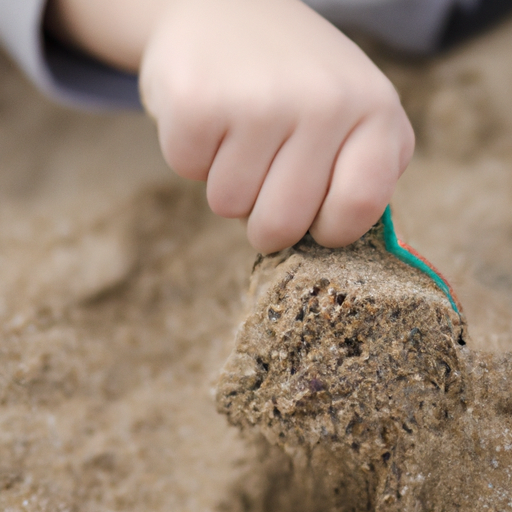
left=140, top=0, right=415, bottom=254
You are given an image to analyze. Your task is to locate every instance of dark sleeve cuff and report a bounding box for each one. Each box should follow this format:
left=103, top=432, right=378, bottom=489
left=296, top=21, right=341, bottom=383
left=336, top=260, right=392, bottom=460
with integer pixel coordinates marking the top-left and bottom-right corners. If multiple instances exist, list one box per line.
left=0, top=0, right=141, bottom=109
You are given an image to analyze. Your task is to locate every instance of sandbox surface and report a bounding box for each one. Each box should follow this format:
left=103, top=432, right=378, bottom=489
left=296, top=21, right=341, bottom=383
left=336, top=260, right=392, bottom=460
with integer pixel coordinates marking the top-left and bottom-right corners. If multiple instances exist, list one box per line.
left=1, top=19, right=512, bottom=511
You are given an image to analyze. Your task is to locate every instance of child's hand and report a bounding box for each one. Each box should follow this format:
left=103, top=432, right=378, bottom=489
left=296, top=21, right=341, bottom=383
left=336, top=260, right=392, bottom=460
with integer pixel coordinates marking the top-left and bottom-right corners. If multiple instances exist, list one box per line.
left=140, top=0, right=415, bottom=254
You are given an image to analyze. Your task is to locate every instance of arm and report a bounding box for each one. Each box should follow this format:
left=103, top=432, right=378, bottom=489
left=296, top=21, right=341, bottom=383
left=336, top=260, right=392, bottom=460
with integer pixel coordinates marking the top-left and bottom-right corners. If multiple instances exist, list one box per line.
left=44, top=0, right=163, bottom=73
left=44, top=0, right=415, bottom=253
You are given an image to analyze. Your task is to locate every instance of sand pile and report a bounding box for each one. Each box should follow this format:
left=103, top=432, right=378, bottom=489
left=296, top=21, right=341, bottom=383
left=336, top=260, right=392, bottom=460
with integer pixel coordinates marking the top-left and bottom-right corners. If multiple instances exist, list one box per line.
left=217, top=224, right=512, bottom=511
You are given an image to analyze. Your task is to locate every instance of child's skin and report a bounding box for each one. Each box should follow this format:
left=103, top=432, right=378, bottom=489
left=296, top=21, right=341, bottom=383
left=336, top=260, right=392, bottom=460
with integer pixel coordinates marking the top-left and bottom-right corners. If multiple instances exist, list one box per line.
left=45, top=0, right=415, bottom=254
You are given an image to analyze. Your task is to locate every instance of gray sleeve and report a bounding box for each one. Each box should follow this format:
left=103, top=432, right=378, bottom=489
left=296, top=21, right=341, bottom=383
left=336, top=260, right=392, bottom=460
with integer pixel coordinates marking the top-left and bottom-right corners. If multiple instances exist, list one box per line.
left=304, top=0, right=458, bottom=54
left=0, top=0, right=462, bottom=109
left=0, top=0, right=141, bottom=109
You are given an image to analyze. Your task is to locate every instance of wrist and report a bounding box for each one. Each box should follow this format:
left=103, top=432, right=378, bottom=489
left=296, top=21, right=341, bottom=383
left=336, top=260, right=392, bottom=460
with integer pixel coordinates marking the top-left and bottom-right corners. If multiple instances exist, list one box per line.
left=44, top=0, right=167, bottom=73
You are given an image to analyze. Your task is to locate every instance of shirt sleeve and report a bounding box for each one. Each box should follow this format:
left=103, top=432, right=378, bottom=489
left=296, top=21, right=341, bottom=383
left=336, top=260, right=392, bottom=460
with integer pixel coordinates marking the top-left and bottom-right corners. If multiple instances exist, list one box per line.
left=303, top=0, right=455, bottom=54
left=0, top=0, right=141, bottom=109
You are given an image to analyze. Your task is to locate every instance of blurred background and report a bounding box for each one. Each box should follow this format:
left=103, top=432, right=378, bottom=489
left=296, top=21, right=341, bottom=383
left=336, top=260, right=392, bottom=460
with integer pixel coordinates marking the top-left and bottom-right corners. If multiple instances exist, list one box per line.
left=0, top=16, right=512, bottom=512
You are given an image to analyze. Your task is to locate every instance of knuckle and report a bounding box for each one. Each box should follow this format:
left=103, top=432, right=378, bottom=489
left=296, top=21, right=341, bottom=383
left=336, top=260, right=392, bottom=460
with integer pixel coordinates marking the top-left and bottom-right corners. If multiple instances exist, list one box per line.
left=401, top=116, right=416, bottom=166
left=156, top=85, right=222, bottom=181
left=238, top=91, right=272, bottom=120
left=162, top=65, right=223, bottom=124
left=303, top=78, right=349, bottom=125
left=158, top=129, right=208, bottom=181
left=372, top=79, right=402, bottom=114
left=320, top=81, right=349, bottom=111
left=233, top=83, right=289, bottom=126
left=171, top=83, right=215, bottom=124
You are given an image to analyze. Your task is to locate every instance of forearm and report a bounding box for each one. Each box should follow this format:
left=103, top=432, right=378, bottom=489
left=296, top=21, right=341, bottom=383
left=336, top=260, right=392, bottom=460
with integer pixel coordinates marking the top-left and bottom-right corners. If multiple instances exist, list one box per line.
left=44, top=0, right=166, bottom=73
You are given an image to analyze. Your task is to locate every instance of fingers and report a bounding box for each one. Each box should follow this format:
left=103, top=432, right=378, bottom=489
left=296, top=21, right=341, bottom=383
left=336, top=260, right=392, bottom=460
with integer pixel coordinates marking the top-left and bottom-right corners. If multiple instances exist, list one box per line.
left=139, top=3, right=415, bottom=255
left=246, top=115, right=346, bottom=254
left=243, top=86, right=414, bottom=254
left=153, top=87, right=228, bottom=181
left=309, top=107, right=415, bottom=248
left=206, top=109, right=294, bottom=219
left=149, top=77, right=413, bottom=255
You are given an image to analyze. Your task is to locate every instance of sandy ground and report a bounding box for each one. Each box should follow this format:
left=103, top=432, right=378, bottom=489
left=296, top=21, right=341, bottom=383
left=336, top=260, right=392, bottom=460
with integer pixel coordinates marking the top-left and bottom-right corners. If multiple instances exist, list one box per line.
left=1, top=17, right=512, bottom=512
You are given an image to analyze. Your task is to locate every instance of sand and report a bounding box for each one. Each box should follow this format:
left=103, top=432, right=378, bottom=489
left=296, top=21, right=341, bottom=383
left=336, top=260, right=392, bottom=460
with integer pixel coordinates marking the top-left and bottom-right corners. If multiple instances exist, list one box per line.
left=1, top=17, right=512, bottom=511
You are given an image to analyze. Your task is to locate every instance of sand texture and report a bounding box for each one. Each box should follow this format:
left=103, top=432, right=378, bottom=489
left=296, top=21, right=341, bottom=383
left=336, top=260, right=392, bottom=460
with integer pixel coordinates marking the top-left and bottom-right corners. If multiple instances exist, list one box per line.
left=1, top=17, right=512, bottom=512
left=217, top=226, right=512, bottom=511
